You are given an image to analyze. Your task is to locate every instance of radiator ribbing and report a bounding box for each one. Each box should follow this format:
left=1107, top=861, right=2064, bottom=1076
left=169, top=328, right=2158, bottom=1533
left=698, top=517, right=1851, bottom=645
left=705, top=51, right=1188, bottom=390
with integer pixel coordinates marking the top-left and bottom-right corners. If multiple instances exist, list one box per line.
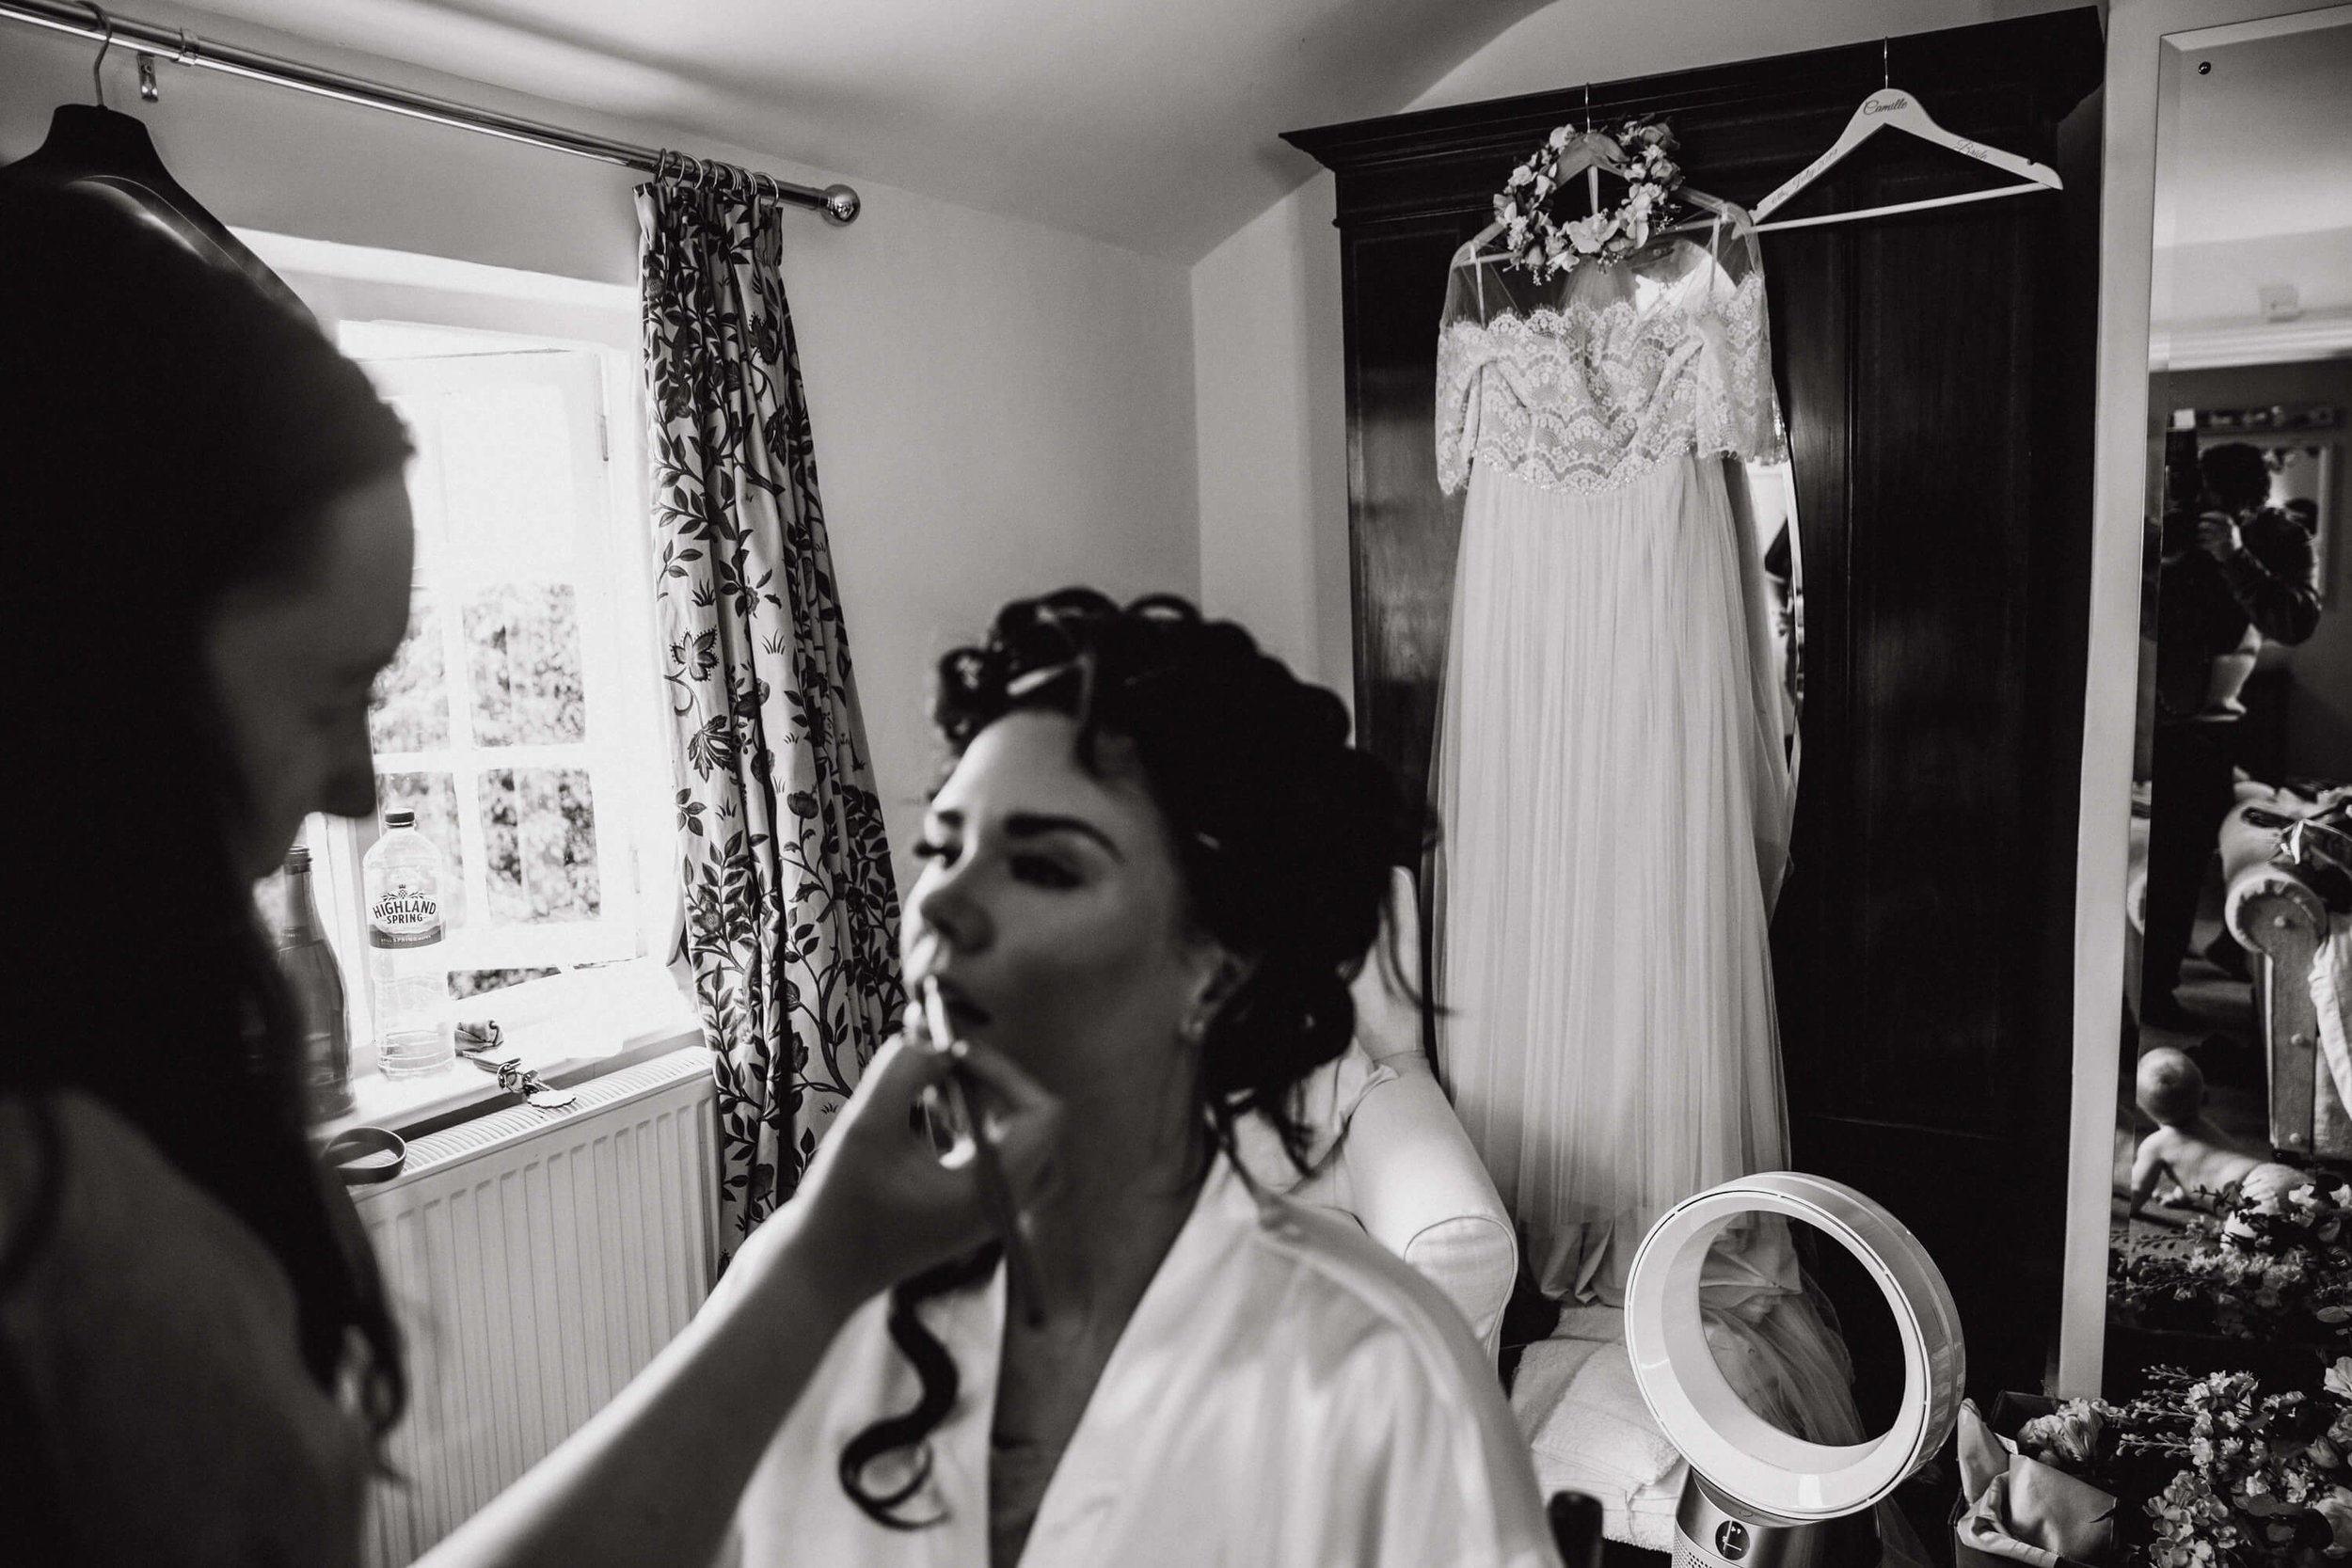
left=350, top=1046, right=717, bottom=1566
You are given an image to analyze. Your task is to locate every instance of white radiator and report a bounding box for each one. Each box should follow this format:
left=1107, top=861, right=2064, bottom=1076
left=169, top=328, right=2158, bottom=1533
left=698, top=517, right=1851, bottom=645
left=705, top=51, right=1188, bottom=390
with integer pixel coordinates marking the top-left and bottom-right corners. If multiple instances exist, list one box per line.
left=351, top=1046, right=719, bottom=1567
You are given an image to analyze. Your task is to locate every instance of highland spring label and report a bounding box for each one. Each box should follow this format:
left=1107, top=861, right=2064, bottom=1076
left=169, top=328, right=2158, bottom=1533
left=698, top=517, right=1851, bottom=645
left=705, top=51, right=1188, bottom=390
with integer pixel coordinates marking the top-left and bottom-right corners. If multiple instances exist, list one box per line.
left=369, top=878, right=444, bottom=948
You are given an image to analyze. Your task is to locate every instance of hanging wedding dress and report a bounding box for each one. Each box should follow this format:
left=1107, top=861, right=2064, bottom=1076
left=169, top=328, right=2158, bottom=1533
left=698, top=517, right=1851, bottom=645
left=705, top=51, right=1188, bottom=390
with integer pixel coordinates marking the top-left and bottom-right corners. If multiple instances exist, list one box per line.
left=1434, top=196, right=1920, bottom=1567
left=1433, top=209, right=1793, bottom=1307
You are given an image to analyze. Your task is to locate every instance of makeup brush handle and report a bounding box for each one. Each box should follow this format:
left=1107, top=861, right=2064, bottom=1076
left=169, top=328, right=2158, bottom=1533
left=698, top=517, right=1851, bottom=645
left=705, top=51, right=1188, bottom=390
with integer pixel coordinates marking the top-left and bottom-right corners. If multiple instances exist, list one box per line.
left=947, top=1069, right=1045, bottom=1326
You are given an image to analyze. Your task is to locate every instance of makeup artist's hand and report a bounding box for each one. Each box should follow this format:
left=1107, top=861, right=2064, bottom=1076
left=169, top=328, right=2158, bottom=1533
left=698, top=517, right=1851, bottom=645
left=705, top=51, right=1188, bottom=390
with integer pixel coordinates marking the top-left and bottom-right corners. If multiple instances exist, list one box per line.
left=787, top=1019, right=1059, bottom=1306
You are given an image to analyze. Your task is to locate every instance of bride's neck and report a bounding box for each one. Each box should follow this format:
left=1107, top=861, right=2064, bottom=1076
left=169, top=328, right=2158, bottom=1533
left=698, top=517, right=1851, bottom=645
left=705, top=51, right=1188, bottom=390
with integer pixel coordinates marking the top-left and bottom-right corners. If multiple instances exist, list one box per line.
left=1019, top=1085, right=1208, bottom=1327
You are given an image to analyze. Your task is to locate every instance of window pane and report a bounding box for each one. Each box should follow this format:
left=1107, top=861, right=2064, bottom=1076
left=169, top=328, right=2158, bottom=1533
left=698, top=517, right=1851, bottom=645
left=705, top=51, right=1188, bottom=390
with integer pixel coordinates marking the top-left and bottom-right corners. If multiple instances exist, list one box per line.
left=449, top=967, right=562, bottom=1000
left=437, top=383, right=578, bottom=566
left=370, top=591, right=450, bottom=753
left=466, top=583, right=586, bottom=747
left=376, top=771, right=468, bottom=927
left=479, top=767, right=600, bottom=924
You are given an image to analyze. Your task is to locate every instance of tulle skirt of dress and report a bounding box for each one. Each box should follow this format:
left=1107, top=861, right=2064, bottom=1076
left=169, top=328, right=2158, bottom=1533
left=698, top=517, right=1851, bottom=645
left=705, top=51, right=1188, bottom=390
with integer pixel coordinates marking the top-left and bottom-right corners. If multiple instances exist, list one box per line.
left=1433, top=455, right=1927, bottom=1568
left=1431, top=453, right=1792, bottom=1307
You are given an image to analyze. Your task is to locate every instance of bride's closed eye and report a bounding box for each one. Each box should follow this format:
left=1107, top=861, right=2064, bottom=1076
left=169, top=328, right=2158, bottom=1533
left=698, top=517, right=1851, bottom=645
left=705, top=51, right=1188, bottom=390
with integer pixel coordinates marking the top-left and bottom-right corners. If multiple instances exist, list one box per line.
left=1009, top=854, right=1080, bottom=889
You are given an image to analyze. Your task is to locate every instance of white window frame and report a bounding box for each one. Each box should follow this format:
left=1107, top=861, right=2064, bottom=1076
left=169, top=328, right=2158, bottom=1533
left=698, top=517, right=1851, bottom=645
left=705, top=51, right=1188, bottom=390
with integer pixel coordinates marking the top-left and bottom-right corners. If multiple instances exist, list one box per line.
left=246, top=231, right=680, bottom=1077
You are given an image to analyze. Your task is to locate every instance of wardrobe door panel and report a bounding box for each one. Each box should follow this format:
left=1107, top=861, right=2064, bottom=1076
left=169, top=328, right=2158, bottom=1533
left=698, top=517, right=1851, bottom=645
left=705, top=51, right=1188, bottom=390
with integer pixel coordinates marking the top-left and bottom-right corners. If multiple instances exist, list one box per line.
left=1343, top=217, right=1481, bottom=824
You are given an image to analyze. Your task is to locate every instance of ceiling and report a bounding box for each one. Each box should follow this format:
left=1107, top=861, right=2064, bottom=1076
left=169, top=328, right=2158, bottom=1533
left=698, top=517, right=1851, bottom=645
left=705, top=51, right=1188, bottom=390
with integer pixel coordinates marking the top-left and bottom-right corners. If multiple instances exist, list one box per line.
left=166, top=0, right=1552, bottom=261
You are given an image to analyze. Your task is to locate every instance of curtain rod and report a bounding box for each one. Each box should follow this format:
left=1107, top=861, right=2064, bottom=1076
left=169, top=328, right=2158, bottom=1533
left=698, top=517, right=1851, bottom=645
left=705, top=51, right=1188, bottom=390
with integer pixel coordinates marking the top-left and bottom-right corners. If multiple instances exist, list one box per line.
left=0, top=0, right=861, bottom=223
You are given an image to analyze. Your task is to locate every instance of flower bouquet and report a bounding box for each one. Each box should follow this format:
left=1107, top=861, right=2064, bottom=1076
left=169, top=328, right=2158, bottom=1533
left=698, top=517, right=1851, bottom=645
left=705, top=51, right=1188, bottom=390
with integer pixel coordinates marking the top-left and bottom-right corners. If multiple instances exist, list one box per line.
left=2132, top=1363, right=2352, bottom=1568
left=1986, top=1360, right=2352, bottom=1568
left=1956, top=1394, right=2124, bottom=1568
left=2112, top=1179, right=2352, bottom=1349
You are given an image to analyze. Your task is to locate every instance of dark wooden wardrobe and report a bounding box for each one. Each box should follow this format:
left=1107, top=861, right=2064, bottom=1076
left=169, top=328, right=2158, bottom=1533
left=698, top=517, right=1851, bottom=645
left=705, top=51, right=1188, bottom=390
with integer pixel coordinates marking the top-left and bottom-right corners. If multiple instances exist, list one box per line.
left=1287, top=9, right=2104, bottom=1403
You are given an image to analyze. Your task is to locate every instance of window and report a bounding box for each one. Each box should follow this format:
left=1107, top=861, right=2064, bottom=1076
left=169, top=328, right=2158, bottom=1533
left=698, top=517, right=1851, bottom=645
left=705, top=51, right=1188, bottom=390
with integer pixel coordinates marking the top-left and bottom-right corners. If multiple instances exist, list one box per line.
left=351, top=338, right=636, bottom=974
left=244, top=235, right=679, bottom=1080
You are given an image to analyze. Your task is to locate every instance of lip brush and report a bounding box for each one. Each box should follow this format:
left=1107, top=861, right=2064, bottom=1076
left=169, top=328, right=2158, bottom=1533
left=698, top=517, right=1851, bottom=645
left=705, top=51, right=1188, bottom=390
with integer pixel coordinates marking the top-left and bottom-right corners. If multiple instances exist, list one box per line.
left=922, top=976, right=1047, bottom=1327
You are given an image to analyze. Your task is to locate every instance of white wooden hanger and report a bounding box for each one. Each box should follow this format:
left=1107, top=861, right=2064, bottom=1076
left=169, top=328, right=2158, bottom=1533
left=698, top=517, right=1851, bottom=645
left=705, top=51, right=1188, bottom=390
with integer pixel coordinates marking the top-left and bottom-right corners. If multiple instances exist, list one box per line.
left=1750, top=40, right=2061, bottom=234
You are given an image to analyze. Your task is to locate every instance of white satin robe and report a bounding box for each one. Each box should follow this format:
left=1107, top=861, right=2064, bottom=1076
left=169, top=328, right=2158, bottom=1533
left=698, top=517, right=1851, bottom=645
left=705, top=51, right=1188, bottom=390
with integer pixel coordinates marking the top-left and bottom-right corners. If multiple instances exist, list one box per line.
left=735, top=1154, right=1561, bottom=1567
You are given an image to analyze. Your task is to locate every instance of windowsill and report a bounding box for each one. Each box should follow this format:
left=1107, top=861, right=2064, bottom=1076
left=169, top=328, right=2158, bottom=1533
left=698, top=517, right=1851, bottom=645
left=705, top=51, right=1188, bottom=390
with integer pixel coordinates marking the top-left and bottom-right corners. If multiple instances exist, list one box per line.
left=318, top=958, right=705, bottom=1141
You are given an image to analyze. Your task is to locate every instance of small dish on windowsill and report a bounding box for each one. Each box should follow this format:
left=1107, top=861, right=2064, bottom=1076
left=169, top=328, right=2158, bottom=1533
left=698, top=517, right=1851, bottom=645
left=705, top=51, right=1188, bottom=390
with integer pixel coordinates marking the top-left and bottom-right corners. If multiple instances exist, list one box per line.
left=316, top=957, right=703, bottom=1143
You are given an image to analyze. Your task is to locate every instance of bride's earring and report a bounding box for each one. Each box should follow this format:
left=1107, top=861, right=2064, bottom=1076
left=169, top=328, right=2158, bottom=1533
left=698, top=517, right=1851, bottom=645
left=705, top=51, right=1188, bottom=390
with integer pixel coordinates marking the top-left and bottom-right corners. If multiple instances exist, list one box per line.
left=1180, top=1012, right=1209, bottom=1046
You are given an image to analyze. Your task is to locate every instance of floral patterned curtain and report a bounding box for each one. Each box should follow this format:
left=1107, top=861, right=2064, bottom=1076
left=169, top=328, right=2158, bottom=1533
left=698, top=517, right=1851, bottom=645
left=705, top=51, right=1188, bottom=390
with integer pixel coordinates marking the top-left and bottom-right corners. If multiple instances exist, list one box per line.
left=637, top=175, right=904, bottom=1253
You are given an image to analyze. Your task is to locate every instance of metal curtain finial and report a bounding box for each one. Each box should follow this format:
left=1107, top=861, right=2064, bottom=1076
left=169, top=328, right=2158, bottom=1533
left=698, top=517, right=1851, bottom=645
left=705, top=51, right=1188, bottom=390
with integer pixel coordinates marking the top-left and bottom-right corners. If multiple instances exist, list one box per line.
left=84, top=2, right=112, bottom=106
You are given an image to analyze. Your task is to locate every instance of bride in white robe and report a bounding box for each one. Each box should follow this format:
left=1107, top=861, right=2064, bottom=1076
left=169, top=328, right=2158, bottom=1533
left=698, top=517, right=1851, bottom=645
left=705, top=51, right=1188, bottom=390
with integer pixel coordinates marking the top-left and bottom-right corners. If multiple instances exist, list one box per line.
left=732, top=591, right=1559, bottom=1568
left=739, top=1153, right=1545, bottom=1566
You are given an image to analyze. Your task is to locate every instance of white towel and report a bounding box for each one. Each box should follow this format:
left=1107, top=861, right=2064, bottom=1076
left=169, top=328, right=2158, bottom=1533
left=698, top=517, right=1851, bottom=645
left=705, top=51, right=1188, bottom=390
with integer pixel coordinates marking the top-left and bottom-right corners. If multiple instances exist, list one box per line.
left=1511, top=1336, right=1685, bottom=1549
left=2313, top=914, right=2352, bottom=1115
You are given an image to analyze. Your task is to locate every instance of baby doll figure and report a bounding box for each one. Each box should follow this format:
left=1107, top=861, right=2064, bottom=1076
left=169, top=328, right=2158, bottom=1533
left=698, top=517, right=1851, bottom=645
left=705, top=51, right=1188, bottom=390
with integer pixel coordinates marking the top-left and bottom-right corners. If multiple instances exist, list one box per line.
left=2130, top=1047, right=2303, bottom=1212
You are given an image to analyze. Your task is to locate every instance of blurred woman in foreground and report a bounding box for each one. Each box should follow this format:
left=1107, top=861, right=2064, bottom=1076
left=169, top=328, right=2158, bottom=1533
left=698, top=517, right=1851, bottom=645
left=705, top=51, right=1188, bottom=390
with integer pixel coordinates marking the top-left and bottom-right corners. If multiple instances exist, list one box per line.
left=0, top=180, right=1057, bottom=1568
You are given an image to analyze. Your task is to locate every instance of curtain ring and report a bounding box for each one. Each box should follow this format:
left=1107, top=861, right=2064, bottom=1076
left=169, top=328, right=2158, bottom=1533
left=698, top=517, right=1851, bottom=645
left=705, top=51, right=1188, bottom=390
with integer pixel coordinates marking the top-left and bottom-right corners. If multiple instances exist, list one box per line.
left=85, top=3, right=113, bottom=108
left=174, top=26, right=196, bottom=67
left=652, top=147, right=672, bottom=183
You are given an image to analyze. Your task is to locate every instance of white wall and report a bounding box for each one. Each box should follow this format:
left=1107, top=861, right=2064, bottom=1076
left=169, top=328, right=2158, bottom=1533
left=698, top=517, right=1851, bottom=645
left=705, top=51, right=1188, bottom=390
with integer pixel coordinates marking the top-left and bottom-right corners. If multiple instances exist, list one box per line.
left=1188, top=0, right=2094, bottom=708
left=1191, top=173, right=1353, bottom=703
left=0, top=1, right=1198, bottom=895
left=2160, top=227, right=2352, bottom=327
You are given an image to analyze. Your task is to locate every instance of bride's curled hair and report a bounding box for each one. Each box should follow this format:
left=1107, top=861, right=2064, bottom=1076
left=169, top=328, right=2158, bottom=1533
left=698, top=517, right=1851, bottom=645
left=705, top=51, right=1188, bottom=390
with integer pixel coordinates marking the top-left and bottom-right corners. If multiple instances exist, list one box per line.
left=838, top=587, right=1428, bottom=1527
left=934, top=588, right=1424, bottom=1160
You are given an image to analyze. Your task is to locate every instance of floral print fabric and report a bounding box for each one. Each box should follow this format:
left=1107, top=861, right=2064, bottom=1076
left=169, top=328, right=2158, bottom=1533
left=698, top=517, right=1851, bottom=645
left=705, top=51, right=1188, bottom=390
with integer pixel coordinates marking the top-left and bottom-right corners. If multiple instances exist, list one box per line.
left=638, top=177, right=904, bottom=1251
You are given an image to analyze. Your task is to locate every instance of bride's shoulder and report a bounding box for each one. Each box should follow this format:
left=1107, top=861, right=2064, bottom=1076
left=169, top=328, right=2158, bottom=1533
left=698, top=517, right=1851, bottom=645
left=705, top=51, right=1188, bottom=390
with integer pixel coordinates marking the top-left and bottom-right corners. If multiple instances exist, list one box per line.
left=1227, top=1179, right=1495, bottom=1389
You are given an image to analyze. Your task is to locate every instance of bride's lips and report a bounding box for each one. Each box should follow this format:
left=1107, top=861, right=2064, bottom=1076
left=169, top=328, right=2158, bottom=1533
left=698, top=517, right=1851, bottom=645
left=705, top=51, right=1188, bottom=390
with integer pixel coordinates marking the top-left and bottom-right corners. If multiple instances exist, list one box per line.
left=919, top=975, right=993, bottom=1035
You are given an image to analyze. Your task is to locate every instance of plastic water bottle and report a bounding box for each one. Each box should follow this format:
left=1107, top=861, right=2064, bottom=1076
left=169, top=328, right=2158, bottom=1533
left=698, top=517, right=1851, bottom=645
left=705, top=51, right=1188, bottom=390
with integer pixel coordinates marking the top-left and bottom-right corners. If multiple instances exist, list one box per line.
left=364, top=810, right=452, bottom=1077
left=277, top=846, right=355, bottom=1119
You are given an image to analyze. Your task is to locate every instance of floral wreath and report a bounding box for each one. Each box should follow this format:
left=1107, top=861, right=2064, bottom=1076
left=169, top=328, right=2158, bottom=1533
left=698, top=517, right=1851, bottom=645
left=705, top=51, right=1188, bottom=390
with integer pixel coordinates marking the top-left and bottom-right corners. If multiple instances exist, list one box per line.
left=1492, top=117, right=1686, bottom=277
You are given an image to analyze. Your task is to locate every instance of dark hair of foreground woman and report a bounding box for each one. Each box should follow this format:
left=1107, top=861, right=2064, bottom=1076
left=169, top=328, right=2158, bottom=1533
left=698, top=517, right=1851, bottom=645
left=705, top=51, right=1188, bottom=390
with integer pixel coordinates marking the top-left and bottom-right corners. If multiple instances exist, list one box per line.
left=0, top=182, right=413, bottom=1449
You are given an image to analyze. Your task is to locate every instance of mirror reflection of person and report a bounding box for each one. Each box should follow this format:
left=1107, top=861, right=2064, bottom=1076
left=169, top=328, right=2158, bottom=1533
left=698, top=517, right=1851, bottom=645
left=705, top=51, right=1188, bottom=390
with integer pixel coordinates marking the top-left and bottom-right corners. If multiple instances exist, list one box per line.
left=733, top=590, right=1563, bottom=1568
left=2141, top=441, right=2322, bottom=1030
left=0, top=181, right=1063, bottom=1568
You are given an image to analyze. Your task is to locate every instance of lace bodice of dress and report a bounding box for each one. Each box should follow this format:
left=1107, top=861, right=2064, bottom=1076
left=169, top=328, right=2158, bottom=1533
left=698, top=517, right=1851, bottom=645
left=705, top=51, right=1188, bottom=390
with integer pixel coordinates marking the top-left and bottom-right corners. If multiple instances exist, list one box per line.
left=1436, top=217, right=1785, bottom=495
